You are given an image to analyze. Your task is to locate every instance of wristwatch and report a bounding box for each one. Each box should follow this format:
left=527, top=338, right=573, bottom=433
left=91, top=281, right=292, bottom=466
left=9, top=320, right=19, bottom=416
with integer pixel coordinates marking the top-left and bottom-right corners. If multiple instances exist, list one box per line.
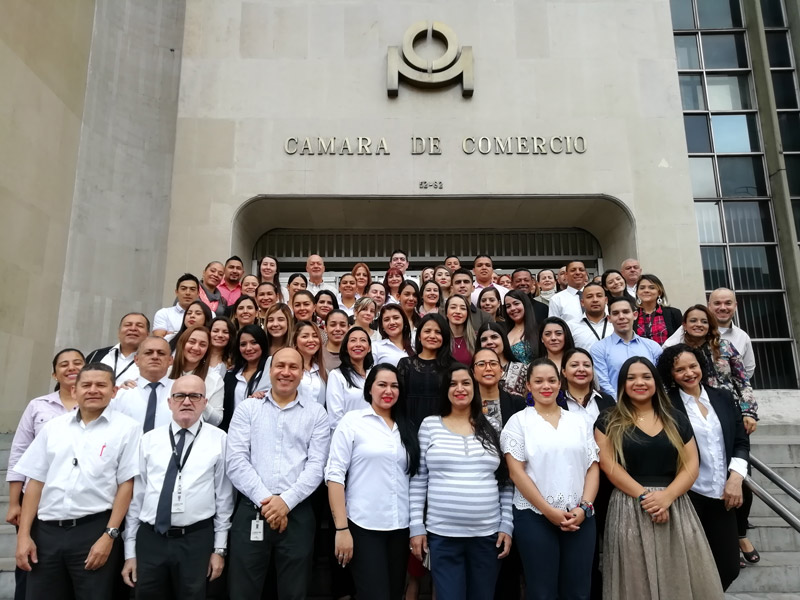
left=104, top=527, right=120, bottom=539
left=579, top=501, right=595, bottom=519
left=213, top=548, right=228, bottom=557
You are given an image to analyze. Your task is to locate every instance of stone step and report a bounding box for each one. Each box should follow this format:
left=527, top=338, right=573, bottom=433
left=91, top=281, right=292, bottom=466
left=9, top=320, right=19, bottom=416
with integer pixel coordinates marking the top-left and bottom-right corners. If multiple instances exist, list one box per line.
left=750, top=491, right=800, bottom=519
left=749, top=437, right=800, bottom=465
left=751, top=464, right=800, bottom=490
left=0, top=558, right=13, bottom=600
left=727, top=551, right=800, bottom=593
left=746, top=517, right=800, bottom=552
left=726, top=594, right=800, bottom=599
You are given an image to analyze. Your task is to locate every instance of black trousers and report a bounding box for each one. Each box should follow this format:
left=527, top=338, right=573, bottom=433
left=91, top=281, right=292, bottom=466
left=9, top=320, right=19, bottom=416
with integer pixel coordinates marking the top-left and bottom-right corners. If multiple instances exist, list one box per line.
left=134, top=520, right=214, bottom=600
left=26, top=513, right=122, bottom=600
left=736, top=462, right=754, bottom=538
left=689, top=491, right=740, bottom=590
left=348, top=521, right=409, bottom=600
left=228, top=497, right=315, bottom=600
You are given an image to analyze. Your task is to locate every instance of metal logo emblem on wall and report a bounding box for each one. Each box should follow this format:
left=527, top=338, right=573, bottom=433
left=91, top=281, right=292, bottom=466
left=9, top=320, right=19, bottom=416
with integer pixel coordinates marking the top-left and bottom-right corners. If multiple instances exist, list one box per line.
left=388, top=21, right=474, bottom=97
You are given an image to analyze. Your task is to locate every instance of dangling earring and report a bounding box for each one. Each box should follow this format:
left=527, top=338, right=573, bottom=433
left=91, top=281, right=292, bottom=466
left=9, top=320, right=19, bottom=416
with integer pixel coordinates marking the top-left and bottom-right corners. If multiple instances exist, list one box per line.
left=657, top=297, right=663, bottom=306
left=635, top=297, right=642, bottom=306
left=526, top=392, right=535, bottom=407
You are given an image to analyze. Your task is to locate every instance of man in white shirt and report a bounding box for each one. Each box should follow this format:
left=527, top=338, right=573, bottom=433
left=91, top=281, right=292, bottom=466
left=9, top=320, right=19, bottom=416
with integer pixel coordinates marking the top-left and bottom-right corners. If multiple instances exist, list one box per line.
left=226, top=347, right=330, bottom=599
left=14, top=363, right=140, bottom=600
left=569, top=282, right=612, bottom=351
left=662, top=287, right=756, bottom=379
left=305, top=254, right=337, bottom=295
left=621, top=258, right=642, bottom=297
left=85, top=312, right=150, bottom=384
left=153, top=273, right=200, bottom=338
left=549, top=261, right=589, bottom=321
left=470, top=255, right=509, bottom=306
left=121, top=375, right=234, bottom=599
left=111, top=336, right=174, bottom=432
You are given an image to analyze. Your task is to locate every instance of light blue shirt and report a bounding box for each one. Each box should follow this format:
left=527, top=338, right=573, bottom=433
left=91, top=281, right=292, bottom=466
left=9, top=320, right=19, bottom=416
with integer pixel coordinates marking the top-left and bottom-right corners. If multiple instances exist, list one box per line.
left=590, top=333, right=663, bottom=397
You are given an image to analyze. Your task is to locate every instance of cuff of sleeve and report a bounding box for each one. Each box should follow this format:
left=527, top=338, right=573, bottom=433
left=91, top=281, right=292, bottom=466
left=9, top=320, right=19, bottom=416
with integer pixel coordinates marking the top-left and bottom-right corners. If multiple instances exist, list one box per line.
left=499, top=522, right=514, bottom=537
left=729, top=457, right=749, bottom=479
left=325, top=473, right=345, bottom=486
left=5, top=472, right=25, bottom=483
left=247, top=484, right=272, bottom=508
left=743, top=411, right=758, bottom=421
left=123, top=540, right=136, bottom=560
left=280, top=491, right=299, bottom=511
left=213, top=531, right=228, bottom=549
left=409, top=523, right=426, bottom=538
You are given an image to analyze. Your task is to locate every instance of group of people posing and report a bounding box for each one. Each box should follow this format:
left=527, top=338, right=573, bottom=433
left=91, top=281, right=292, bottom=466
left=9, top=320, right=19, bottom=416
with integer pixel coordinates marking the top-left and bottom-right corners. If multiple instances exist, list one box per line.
left=7, top=250, right=760, bottom=600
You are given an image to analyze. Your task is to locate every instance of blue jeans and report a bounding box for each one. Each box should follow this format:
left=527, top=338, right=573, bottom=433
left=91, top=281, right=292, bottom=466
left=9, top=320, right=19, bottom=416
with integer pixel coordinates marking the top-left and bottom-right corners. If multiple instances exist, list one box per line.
left=428, top=532, right=501, bottom=600
left=514, top=507, right=595, bottom=600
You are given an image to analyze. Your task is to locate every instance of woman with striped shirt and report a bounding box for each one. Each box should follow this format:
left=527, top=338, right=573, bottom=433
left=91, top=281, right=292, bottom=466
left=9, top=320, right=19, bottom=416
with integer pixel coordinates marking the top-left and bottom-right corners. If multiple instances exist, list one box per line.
left=409, top=363, right=513, bottom=600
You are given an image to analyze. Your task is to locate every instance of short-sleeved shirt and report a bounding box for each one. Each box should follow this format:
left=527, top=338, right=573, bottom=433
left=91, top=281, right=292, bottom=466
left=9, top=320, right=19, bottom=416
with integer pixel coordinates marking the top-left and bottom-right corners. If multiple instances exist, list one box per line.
left=594, top=408, right=694, bottom=487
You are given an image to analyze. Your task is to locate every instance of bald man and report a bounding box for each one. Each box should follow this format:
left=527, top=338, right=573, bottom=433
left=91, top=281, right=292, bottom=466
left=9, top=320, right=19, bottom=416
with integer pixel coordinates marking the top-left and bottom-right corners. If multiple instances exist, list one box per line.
left=305, top=254, right=336, bottom=295
left=621, top=258, right=642, bottom=297
left=225, top=348, right=330, bottom=599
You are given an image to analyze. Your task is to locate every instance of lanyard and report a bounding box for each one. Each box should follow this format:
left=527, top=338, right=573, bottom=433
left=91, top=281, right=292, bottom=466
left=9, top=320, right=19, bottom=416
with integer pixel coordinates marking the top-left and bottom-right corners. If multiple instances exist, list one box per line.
left=169, top=421, right=202, bottom=473
left=583, top=317, right=608, bottom=341
left=113, top=348, right=135, bottom=382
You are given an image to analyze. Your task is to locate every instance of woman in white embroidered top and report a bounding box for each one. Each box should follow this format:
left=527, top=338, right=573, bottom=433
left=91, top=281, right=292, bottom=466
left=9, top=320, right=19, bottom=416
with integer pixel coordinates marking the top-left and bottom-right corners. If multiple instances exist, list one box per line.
left=500, top=357, right=599, bottom=600
left=327, top=327, right=373, bottom=431
left=409, top=363, right=513, bottom=600
left=291, top=320, right=328, bottom=406
left=325, top=364, right=420, bottom=600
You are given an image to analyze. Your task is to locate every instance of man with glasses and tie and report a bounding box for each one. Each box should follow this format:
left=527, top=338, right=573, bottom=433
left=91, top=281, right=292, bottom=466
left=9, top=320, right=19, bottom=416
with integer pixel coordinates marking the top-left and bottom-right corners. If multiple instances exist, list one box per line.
left=121, top=374, right=234, bottom=598
left=110, top=336, right=174, bottom=432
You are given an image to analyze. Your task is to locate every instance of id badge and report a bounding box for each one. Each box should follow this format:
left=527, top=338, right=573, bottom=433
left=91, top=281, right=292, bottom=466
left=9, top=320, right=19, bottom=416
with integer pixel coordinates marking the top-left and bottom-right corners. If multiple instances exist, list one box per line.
left=171, top=474, right=185, bottom=513
left=250, top=518, right=264, bottom=541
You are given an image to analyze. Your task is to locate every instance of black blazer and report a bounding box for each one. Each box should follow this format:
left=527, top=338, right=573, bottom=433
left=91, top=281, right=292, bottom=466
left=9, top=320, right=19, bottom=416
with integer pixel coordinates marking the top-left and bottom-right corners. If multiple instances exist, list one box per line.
left=560, top=390, right=616, bottom=415
left=667, top=386, right=750, bottom=470
left=530, top=299, right=549, bottom=324
left=85, top=346, right=113, bottom=364
left=499, top=390, right=526, bottom=426
left=662, top=306, right=683, bottom=337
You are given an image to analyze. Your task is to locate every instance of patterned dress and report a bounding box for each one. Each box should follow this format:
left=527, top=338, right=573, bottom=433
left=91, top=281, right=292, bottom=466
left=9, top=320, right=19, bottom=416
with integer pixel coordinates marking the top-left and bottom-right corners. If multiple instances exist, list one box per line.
left=701, top=339, right=758, bottom=420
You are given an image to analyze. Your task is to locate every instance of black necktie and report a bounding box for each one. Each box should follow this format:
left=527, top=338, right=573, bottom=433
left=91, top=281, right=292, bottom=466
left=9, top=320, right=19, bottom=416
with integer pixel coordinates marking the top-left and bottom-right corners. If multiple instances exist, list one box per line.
left=155, top=429, right=187, bottom=534
left=144, top=382, right=159, bottom=432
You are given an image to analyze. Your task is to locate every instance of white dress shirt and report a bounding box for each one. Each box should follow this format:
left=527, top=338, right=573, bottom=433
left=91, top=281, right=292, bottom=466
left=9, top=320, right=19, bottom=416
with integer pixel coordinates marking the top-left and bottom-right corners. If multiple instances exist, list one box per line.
left=564, top=390, right=606, bottom=429
left=123, top=419, right=234, bottom=559
left=298, top=366, right=327, bottom=406
left=306, top=280, right=337, bottom=296
left=501, top=407, right=599, bottom=513
left=326, top=369, right=368, bottom=432
left=626, top=284, right=637, bottom=297
left=679, top=388, right=748, bottom=499
left=569, top=316, right=612, bottom=351
left=14, top=409, right=141, bottom=521
left=325, top=407, right=409, bottom=530
left=372, top=339, right=409, bottom=367
left=111, top=375, right=175, bottom=430
left=548, top=287, right=584, bottom=321
left=663, top=324, right=755, bottom=379
left=470, top=283, right=510, bottom=307
left=225, top=392, right=330, bottom=510
left=99, top=344, right=140, bottom=383
left=233, top=365, right=271, bottom=409
left=153, top=304, right=186, bottom=334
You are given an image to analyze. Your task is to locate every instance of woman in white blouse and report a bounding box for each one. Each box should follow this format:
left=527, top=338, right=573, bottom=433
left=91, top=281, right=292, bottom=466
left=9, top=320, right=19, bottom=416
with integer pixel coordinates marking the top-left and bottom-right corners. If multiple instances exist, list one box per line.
left=501, top=358, right=599, bottom=600
left=326, top=327, right=373, bottom=430
left=325, top=364, right=420, bottom=600
left=372, top=305, right=414, bottom=367
left=291, top=320, right=328, bottom=406
left=168, top=325, right=224, bottom=425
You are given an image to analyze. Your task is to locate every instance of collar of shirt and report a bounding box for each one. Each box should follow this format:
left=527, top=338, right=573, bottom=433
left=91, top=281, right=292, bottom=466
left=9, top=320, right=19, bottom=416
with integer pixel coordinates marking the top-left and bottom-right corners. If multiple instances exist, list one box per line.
left=564, top=388, right=602, bottom=404
left=610, top=332, right=641, bottom=345
left=170, top=418, right=202, bottom=437
left=74, top=407, right=113, bottom=427
left=113, top=343, right=136, bottom=360
left=220, top=281, right=241, bottom=292
left=136, top=374, right=173, bottom=389
left=567, top=286, right=582, bottom=295
left=678, top=385, right=711, bottom=409
left=265, top=389, right=306, bottom=410
left=364, top=404, right=398, bottom=431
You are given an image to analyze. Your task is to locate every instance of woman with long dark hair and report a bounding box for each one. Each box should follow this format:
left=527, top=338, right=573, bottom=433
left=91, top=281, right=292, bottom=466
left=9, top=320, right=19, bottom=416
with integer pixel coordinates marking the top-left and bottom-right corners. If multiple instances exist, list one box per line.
left=476, top=322, right=528, bottom=398
left=208, top=316, right=236, bottom=378
left=221, top=324, right=271, bottom=431
left=373, top=304, right=415, bottom=367
left=410, top=364, right=512, bottom=599
left=657, top=344, right=749, bottom=590
left=434, top=265, right=453, bottom=299
left=314, top=290, right=339, bottom=330
left=229, top=295, right=258, bottom=330
left=292, top=320, right=328, bottom=406
left=264, top=303, right=294, bottom=357
left=325, top=364, right=420, bottom=600
left=327, top=327, right=374, bottom=431
left=169, top=299, right=213, bottom=352
left=419, top=280, right=442, bottom=316
left=322, top=310, right=349, bottom=372
left=255, top=282, right=280, bottom=326
left=445, top=294, right=476, bottom=365
left=478, top=287, right=504, bottom=322
left=383, top=268, right=404, bottom=304
left=258, top=255, right=286, bottom=300
left=538, top=316, right=575, bottom=372
left=398, top=280, right=421, bottom=330
left=594, top=357, right=723, bottom=599
left=502, top=290, right=540, bottom=364
left=351, top=262, right=372, bottom=296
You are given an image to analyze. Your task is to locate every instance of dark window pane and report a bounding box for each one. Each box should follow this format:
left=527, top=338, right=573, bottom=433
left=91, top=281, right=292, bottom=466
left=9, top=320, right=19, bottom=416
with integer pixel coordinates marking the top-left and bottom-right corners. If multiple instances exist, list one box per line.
left=718, top=156, right=767, bottom=196
left=737, top=293, right=791, bottom=337
left=707, top=74, right=752, bottom=109
left=772, top=71, right=799, bottom=109
left=696, top=202, right=724, bottom=242
left=794, top=199, right=800, bottom=238
left=675, top=35, right=701, bottom=69
left=751, top=342, right=797, bottom=388
left=671, top=0, right=696, bottom=29
left=680, top=74, right=706, bottom=109
left=766, top=32, right=792, bottom=67
left=730, top=246, right=782, bottom=289
left=724, top=201, right=775, bottom=242
left=711, top=114, right=760, bottom=152
left=685, top=115, right=712, bottom=152
left=690, top=157, right=718, bottom=197
left=787, top=155, right=800, bottom=195
left=701, top=246, right=730, bottom=289
left=697, top=0, right=743, bottom=28
left=760, top=0, right=786, bottom=28
left=778, top=113, right=800, bottom=151
left=702, top=34, right=748, bottom=68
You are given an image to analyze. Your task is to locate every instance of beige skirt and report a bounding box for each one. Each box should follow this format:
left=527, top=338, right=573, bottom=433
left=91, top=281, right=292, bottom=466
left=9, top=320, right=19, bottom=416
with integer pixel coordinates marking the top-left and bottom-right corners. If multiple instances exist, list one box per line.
left=603, top=488, right=724, bottom=600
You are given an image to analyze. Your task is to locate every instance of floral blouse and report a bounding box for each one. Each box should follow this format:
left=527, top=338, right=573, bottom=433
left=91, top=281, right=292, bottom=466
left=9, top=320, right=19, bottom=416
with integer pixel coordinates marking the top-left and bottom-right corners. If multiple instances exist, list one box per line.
left=500, top=361, right=528, bottom=398
left=701, top=339, right=758, bottom=420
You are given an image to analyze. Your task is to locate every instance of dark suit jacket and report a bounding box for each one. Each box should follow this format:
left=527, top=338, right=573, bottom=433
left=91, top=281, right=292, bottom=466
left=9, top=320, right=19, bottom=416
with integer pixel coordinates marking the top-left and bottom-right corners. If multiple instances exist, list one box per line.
left=530, top=297, right=549, bottom=324
left=85, top=346, right=113, bottom=364
left=668, top=386, right=750, bottom=470
left=499, top=390, right=526, bottom=426
left=662, top=306, right=683, bottom=337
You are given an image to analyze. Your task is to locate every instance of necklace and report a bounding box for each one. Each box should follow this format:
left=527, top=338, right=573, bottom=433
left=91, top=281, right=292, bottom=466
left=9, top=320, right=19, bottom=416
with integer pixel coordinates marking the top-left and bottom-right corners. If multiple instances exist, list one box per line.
left=636, top=411, right=653, bottom=422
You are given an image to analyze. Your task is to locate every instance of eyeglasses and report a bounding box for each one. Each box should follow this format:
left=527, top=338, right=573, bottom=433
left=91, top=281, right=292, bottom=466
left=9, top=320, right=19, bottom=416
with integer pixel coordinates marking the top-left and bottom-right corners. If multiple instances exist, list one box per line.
left=473, top=360, right=501, bottom=369
left=170, top=393, right=205, bottom=403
